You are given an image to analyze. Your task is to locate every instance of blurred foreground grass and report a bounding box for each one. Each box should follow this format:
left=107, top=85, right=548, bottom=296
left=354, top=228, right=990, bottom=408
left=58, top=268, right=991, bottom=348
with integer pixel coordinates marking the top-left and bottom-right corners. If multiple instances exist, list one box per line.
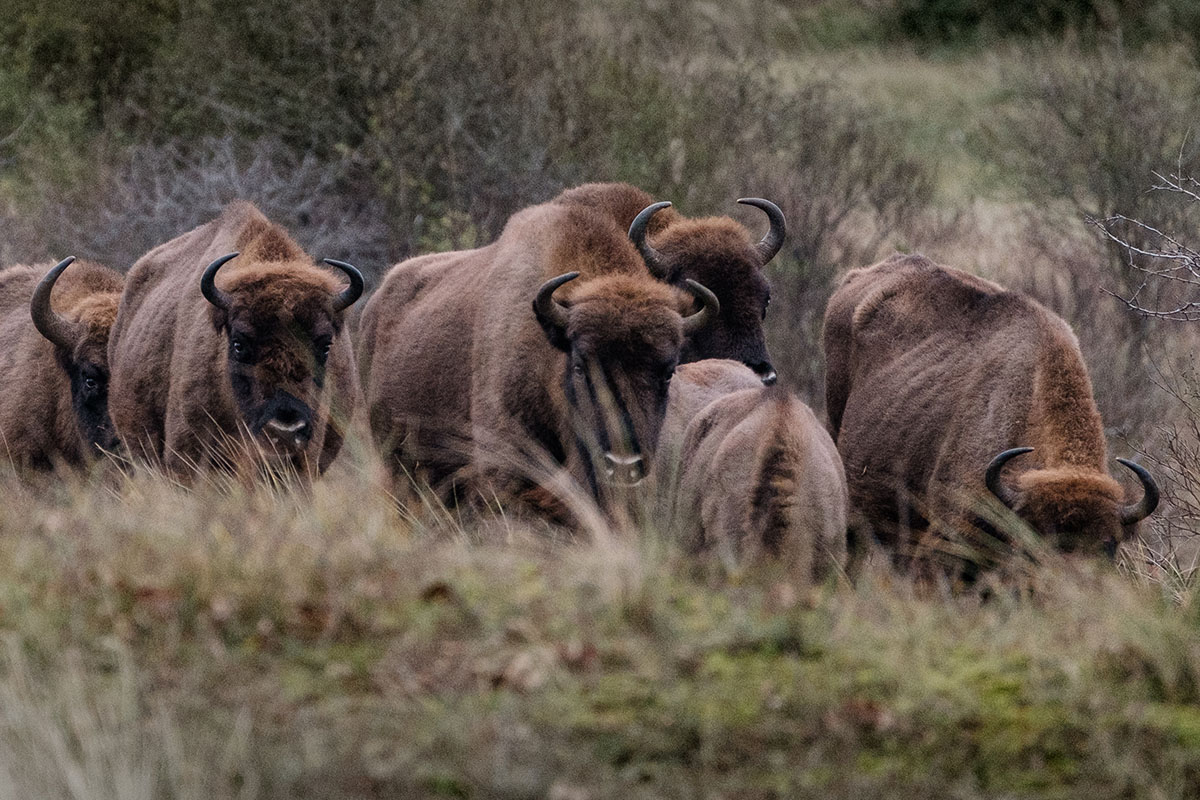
left=1, top=459, right=1199, bottom=799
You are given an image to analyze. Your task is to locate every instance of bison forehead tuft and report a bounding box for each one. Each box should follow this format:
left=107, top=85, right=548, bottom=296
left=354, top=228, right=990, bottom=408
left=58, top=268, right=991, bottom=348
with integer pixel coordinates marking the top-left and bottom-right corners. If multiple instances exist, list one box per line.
left=72, top=293, right=120, bottom=333
left=562, top=275, right=686, bottom=358
left=1015, top=467, right=1125, bottom=517
left=217, top=261, right=343, bottom=318
left=653, top=217, right=760, bottom=276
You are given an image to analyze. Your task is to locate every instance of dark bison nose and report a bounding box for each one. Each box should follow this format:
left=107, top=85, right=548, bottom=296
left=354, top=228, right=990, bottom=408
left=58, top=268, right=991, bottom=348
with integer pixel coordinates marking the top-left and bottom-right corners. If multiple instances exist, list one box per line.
left=750, top=361, right=777, bottom=385
left=603, top=452, right=645, bottom=487
left=261, top=396, right=313, bottom=450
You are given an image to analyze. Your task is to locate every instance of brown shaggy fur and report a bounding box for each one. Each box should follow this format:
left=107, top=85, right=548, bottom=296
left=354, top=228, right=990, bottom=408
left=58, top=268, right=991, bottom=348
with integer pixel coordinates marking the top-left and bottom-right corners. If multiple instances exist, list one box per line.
left=0, top=260, right=122, bottom=469
left=108, top=201, right=360, bottom=478
left=553, top=183, right=775, bottom=376
left=823, top=253, right=1140, bottom=565
left=655, top=360, right=848, bottom=584
left=358, top=193, right=697, bottom=515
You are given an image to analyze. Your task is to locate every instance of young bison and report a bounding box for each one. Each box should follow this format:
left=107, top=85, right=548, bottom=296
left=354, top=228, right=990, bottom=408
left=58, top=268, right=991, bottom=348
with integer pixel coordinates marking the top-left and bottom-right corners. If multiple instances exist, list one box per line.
left=655, top=359, right=848, bottom=584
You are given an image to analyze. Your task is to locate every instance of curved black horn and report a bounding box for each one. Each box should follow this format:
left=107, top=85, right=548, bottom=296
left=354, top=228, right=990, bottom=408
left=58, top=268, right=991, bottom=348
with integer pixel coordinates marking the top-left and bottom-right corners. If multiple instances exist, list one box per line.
left=30, top=256, right=85, bottom=351
left=985, top=447, right=1033, bottom=509
left=681, top=278, right=720, bottom=336
left=1117, top=458, right=1160, bottom=525
left=737, top=197, right=786, bottom=264
left=323, top=258, right=365, bottom=312
left=200, top=252, right=239, bottom=312
left=533, top=272, right=578, bottom=333
left=629, top=201, right=673, bottom=279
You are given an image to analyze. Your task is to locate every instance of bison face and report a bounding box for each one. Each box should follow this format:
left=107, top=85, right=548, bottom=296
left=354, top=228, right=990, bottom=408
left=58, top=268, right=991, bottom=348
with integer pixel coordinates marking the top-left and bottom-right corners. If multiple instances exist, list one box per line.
left=677, top=268, right=774, bottom=383
left=220, top=311, right=337, bottom=458
left=62, top=333, right=119, bottom=457
left=986, top=448, right=1159, bottom=558
left=31, top=258, right=121, bottom=458
left=202, top=254, right=363, bottom=464
left=534, top=273, right=718, bottom=490
left=629, top=199, right=783, bottom=384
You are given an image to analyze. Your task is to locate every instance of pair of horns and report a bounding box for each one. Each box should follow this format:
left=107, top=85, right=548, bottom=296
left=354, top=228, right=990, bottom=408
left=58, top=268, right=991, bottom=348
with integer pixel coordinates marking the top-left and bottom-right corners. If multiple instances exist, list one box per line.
left=201, top=252, right=364, bottom=313
left=985, top=447, right=1159, bottom=525
left=628, top=198, right=786, bottom=279
left=534, top=272, right=720, bottom=336
left=31, top=257, right=86, bottom=351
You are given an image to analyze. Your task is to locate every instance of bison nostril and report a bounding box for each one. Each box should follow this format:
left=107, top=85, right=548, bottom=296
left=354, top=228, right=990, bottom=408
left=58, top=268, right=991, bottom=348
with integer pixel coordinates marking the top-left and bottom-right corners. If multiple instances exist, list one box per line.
left=603, top=452, right=645, bottom=486
left=274, top=407, right=301, bottom=426
left=265, top=413, right=311, bottom=440
left=750, top=362, right=777, bottom=385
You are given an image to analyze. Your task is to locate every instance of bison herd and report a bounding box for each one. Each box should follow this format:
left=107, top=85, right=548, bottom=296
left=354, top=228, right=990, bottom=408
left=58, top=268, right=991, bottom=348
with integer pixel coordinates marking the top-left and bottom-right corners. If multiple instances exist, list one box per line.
left=0, top=182, right=1159, bottom=578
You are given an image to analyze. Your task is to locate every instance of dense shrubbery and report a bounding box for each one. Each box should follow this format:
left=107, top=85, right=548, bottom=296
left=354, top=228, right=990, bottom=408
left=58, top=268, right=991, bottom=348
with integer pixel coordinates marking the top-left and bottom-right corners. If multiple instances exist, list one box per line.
left=894, top=0, right=1200, bottom=47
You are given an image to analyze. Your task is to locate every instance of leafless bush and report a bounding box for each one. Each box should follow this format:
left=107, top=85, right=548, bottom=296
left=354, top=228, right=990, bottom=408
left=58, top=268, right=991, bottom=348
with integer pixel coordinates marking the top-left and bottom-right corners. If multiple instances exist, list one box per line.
left=9, top=136, right=395, bottom=276
left=1091, top=166, right=1200, bottom=321
left=1076, top=167, right=1200, bottom=568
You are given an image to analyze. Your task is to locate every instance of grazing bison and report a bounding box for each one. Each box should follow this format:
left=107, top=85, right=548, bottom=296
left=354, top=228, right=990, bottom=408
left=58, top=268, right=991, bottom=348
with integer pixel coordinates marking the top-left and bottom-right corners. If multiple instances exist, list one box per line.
left=108, top=202, right=363, bottom=478
left=553, top=183, right=784, bottom=383
left=0, top=257, right=122, bottom=469
left=656, top=360, right=848, bottom=583
left=823, top=253, right=1158, bottom=566
left=358, top=194, right=718, bottom=515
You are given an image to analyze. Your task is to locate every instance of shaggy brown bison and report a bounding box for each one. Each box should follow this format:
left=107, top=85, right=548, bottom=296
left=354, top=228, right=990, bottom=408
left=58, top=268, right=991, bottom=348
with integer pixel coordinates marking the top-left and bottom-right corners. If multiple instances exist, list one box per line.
left=358, top=194, right=718, bottom=514
left=0, top=257, right=122, bottom=469
left=553, top=183, right=784, bottom=383
left=655, top=359, right=848, bottom=584
left=107, top=202, right=363, bottom=477
left=823, top=253, right=1158, bottom=566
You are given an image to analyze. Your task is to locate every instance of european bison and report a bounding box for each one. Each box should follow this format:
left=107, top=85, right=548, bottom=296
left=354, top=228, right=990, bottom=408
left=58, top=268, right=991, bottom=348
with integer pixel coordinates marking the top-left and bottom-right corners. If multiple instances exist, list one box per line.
left=823, top=253, right=1158, bottom=565
left=0, top=257, right=122, bottom=469
left=656, top=360, right=847, bottom=583
left=553, top=183, right=784, bottom=383
left=107, top=202, right=363, bottom=478
left=358, top=194, right=718, bottom=514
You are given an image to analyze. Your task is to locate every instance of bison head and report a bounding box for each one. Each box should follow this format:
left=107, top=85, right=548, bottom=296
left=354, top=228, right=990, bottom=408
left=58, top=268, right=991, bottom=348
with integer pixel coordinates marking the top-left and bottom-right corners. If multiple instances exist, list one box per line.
left=31, top=257, right=121, bottom=457
left=629, top=198, right=784, bottom=384
left=533, top=272, right=718, bottom=490
left=201, top=252, right=362, bottom=465
left=985, top=447, right=1159, bottom=556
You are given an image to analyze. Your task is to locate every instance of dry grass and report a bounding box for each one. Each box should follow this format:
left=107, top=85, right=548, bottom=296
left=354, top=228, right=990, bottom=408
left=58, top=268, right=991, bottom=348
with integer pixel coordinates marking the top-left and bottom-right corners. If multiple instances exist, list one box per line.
left=0, top=446, right=1199, bottom=798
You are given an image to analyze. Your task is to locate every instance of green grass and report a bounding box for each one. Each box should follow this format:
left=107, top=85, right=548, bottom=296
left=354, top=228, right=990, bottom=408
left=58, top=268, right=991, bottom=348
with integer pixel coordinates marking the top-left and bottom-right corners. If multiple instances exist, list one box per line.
left=0, top=462, right=1199, bottom=798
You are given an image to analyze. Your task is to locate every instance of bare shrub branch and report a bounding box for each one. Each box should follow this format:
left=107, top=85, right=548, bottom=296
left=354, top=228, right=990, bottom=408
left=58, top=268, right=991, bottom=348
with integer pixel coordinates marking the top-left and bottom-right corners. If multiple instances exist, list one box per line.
left=1089, top=165, right=1200, bottom=320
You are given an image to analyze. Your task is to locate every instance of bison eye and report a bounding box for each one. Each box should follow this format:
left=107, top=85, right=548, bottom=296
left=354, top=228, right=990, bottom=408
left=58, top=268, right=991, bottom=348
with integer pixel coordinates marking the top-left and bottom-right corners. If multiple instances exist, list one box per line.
left=230, top=336, right=253, bottom=363
left=763, top=294, right=771, bottom=320
left=83, top=376, right=98, bottom=392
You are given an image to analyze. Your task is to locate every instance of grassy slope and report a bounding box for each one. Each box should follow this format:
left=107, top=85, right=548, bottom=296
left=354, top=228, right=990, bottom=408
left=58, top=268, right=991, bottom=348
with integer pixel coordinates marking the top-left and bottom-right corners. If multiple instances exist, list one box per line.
left=0, top=465, right=1199, bottom=799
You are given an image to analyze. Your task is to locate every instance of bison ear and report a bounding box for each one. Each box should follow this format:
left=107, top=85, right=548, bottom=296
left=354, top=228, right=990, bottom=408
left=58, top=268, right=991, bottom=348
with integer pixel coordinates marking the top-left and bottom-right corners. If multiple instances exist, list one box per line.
left=534, top=306, right=571, bottom=352
left=208, top=303, right=228, bottom=332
